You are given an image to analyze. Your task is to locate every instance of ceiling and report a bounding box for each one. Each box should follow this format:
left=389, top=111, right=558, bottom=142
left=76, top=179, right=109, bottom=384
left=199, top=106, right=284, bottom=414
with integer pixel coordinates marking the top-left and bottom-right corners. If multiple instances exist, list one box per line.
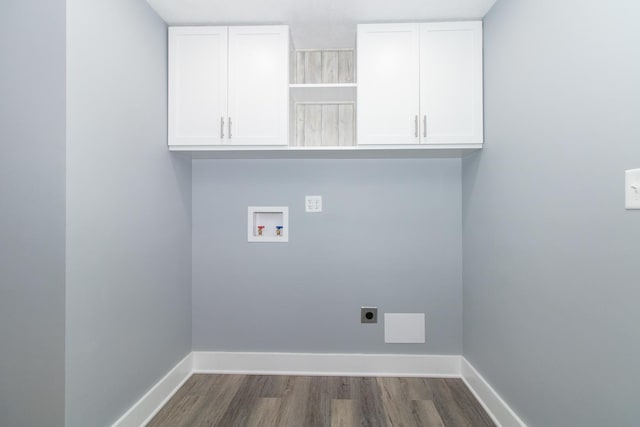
left=146, top=0, right=498, bottom=48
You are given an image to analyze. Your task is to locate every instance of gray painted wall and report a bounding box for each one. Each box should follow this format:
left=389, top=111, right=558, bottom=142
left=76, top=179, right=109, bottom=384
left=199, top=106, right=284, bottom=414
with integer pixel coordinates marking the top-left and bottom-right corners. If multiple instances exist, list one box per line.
left=0, top=1, right=66, bottom=426
left=65, top=0, right=192, bottom=425
left=462, top=0, right=640, bottom=426
left=193, top=159, right=462, bottom=354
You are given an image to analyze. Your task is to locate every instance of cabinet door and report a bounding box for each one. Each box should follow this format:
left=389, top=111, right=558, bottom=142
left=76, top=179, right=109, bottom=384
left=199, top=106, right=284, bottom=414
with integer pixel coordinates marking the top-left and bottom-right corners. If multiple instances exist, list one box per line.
left=357, top=24, right=420, bottom=145
left=419, top=22, right=483, bottom=144
left=168, top=27, right=228, bottom=146
left=227, top=26, right=289, bottom=145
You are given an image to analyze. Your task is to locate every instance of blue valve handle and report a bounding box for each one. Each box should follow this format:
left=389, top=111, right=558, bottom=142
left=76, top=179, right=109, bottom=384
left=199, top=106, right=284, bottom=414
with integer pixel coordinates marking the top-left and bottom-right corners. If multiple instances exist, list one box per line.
left=276, top=226, right=284, bottom=230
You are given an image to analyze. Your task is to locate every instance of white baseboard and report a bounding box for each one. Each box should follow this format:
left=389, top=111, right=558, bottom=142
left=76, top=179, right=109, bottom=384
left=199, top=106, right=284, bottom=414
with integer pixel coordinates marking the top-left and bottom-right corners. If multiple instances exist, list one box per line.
left=461, top=357, right=527, bottom=427
left=192, top=351, right=461, bottom=377
left=111, top=352, right=526, bottom=427
left=111, top=352, right=193, bottom=427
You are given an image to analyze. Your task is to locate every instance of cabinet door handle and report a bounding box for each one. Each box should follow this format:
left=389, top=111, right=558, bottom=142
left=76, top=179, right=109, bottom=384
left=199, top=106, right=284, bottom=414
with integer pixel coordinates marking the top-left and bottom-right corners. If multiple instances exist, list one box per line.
left=220, top=117, right=225, bottom=139
left=228, top=117, right=232, bottom=139
left=423, top=115, right=427, bottom=138
left=414, top=115, right=419, bottom=138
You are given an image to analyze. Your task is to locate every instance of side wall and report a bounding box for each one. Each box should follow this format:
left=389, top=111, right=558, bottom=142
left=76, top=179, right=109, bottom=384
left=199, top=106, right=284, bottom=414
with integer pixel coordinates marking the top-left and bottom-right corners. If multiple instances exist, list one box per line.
left=65, top=0, right=192, bottom=425
left=462, top=0, right=640, bottom=425
left=0, top=1, right=67, bottom=426
left=192, top=159, right=462, bottom=355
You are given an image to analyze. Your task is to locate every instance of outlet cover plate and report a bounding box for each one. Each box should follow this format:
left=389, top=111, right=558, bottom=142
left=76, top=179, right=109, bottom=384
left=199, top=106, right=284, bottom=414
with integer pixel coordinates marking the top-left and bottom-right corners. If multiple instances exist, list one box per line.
left=305, top=195, right=322, bottom=213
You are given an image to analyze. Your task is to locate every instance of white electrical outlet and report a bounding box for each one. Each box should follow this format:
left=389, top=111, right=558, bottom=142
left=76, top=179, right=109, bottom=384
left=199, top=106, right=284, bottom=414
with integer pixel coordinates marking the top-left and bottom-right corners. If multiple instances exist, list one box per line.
left=305, top=195, right=322, bottom=213
left=626, top=169, right=640, bottom=210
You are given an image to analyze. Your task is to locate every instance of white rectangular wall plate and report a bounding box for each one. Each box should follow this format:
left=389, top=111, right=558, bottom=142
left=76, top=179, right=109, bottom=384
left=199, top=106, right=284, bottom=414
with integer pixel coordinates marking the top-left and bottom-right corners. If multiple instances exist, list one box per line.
left=626, top=169, right=640, bottom=209
left=248, top=207, right=289, bottom=242
left=305, top=195, right=322, bottom=213
left=384, top=313, right=426, bottom=344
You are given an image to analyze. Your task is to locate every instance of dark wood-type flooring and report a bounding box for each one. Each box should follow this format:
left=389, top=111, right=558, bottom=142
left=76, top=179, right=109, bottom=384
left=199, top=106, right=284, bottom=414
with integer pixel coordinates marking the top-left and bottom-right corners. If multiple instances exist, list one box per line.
left=147, top=374, right=495, bottom=427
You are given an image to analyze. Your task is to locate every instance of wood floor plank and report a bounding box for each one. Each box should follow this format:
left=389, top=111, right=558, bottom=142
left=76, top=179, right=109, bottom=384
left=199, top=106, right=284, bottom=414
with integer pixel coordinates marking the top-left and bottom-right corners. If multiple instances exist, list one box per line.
left=274, top=376, right=311, bottom=427
left=428, top=378, right=475, bottom=427
left=353, top=377, right=386, bottom=427
left=377, top=377, right=414, bottom=426
left=331, top=376, right=352, bottom=400
left=403, top=377, right=434, bottom=401
left=147, top=374, right=495, bottom=427
left=164, top=374, right=201, bottom=401
left=190, top=374, right=245, bottom=426
left=246, top=397, right=281, bottom=427
left=445, top=379, right=495, bottom=427
left=256, top=374, right=287, bottom=398
left=214, top=375, right=271, bottom=426
left=149, top=375, right=229, bottom=427
left=411, top=400, right=445, bottom=427
left=305, top=376, right=332, bottom=427
left=147, top=395, right=202, bottom=427
left=189, top=374, right=221, bottom=396
left=331, top=399, right=357, bottom=427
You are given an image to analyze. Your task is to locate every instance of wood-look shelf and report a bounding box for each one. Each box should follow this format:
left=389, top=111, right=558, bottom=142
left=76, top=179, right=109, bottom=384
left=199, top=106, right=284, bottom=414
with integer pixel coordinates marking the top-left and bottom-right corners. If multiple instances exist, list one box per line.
left=289, top=83, right=357, bottom=103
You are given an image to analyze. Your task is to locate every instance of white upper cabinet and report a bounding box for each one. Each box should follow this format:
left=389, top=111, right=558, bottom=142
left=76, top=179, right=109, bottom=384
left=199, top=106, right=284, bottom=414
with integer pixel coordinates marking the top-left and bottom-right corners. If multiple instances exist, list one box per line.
left=357, top=22, right=483, bottom=146
left=169, top=27, right=228, bottom=146
left=168, top=25, right=289, bottom=147
left=357, top=24, right=421, bottom=145
left=420, top=22, right=483, bottom=144
left=228, top=26, right=289, bottom=145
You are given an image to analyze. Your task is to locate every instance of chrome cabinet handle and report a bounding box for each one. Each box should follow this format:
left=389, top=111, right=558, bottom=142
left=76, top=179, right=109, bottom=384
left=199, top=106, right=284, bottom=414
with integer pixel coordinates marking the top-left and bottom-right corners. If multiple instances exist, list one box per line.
left=414, top=115, right=419, bottom=138
left=423, top=115, right=427, bottom=138
left=220, top=117, right=225, bottom=139
left=228, top=117, right=232, bottom=139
